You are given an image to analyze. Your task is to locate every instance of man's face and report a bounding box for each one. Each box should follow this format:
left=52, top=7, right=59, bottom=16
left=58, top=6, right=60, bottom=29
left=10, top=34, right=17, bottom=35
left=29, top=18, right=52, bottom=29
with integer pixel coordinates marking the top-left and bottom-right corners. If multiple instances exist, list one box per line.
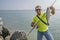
left=35, top=6, right=42, bottom=15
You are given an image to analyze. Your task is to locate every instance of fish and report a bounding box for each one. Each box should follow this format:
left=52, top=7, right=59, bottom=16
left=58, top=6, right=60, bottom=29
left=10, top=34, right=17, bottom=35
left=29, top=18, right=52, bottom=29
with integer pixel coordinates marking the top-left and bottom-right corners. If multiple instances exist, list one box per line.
left=46, top=7, right=51, bottom=25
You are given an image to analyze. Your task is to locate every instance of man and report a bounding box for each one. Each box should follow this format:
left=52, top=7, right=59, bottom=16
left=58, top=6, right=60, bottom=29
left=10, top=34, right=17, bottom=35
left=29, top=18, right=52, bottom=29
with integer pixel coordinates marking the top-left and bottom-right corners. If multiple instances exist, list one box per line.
left=31, top=5, right=55, bottom=40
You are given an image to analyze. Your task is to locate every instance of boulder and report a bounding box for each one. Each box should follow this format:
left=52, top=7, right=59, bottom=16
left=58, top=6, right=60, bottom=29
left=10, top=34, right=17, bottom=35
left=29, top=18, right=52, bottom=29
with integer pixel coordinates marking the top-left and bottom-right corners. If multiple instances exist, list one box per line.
left=10, top=30, right=27, bottom=40
left=0, top=36, right=4, bottom=40
left=5, top=35, right=10, bottom=40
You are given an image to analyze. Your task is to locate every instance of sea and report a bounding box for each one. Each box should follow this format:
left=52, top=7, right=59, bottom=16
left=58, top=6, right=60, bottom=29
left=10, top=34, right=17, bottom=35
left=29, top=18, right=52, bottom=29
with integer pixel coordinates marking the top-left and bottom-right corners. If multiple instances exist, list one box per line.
left=0, top=10, right=60, bottom=40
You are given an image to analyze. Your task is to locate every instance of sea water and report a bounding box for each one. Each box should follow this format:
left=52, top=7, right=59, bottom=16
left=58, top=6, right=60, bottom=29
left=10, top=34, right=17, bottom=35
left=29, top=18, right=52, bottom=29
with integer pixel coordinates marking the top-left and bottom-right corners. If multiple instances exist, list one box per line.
left=0, top=10, right=60, bottom=40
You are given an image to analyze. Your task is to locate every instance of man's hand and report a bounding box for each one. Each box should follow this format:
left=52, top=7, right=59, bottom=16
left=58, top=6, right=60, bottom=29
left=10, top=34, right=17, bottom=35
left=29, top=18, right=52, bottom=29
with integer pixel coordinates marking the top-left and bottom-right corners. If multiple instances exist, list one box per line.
left=31, top=22, right=37, bottom=27
left=50, top=6, right=55, bottom=15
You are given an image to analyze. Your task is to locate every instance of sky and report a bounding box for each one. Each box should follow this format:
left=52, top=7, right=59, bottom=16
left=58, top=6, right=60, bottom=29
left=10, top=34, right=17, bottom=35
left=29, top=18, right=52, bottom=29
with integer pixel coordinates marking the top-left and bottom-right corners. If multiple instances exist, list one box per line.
left=0, top=0, right=60, bottom=10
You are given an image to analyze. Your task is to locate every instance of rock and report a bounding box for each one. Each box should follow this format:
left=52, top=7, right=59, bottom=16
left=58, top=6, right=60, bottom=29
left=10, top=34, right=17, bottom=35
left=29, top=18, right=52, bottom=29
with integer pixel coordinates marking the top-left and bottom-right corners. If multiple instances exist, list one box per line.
left=10, top=30, right=27, bottom=40
left=0, top=36, right=4, bottom=40
left=5, top=35, right=10, bottom=40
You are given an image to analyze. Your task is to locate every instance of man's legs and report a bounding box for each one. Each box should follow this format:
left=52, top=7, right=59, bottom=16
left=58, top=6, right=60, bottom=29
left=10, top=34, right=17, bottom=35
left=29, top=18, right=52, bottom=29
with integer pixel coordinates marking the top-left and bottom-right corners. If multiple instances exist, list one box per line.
left=44, top=30, right=54, bottom=40
left=37, top=31, right=43, bottom=40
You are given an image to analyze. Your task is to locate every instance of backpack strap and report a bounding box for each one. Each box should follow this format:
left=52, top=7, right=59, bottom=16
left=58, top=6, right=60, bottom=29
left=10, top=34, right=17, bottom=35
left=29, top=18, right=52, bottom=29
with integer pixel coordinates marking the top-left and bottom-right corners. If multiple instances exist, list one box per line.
left=36, top=15, right=48, bottom=25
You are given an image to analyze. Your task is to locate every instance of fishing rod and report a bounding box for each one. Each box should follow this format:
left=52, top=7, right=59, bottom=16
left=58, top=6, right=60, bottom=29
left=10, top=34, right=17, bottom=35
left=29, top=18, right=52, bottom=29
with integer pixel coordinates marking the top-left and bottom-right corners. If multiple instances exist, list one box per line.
left=27, top=21, right=39, bottom=36
left=27, top=27, right=35, bottom=36
left=51, top=0, right=56, bottom=6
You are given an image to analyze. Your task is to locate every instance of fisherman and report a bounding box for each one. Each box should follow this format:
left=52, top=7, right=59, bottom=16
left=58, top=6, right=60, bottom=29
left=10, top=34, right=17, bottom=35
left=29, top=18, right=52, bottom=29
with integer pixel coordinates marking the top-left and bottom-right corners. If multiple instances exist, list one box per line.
left=0, top=17, right=10, bottom=40
left=31, top=5, right=55, bottom=40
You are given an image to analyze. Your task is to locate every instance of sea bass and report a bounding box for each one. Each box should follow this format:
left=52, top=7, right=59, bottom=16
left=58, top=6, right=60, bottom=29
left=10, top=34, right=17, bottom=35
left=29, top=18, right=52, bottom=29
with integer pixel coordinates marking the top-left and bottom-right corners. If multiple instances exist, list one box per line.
left=46, top=7, right=51, bottom=25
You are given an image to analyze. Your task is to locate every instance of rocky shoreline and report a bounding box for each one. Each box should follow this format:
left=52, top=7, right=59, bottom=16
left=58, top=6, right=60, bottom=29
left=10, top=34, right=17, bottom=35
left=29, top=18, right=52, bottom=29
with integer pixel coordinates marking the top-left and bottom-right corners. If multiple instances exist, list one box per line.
left=0, top=30, right=27, bottom=40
